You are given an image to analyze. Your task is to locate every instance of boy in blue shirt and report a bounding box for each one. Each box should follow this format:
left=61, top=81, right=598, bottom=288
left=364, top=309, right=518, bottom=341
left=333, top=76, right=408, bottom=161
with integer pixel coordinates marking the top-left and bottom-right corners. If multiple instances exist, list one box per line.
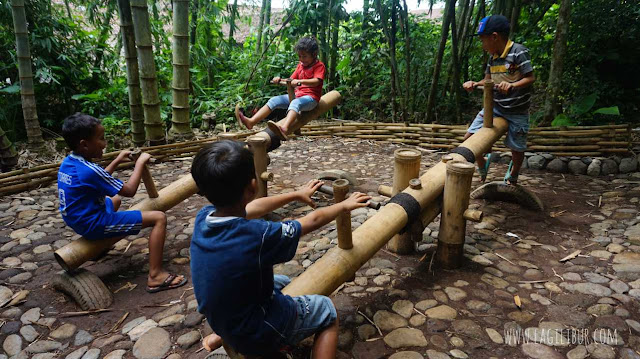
left=57, top=113, right=187, bottom=293
left=463, top=15, right=535, bottom=185
left=190, top=140, right=370, bottom=358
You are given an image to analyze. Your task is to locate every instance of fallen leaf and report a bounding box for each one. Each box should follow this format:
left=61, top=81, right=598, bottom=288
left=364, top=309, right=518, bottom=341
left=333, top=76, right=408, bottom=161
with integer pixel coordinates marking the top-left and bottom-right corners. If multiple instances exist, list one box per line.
left=559, top=250, right=581, bottom=262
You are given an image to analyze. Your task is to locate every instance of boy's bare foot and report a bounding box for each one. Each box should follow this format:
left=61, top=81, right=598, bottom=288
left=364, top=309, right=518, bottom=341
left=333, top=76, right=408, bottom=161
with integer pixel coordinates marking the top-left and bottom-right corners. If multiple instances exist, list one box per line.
left=203, top=333, right=223, bottom=351
left=267, top=120, right=288, bottom=140
left=235, top=104, right=252, bottom=130
left=146, top=272, right=187, bottom=293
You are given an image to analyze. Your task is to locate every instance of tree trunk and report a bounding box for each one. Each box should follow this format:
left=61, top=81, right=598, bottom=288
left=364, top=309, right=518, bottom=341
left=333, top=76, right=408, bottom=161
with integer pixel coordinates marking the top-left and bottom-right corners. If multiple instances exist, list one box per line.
left=362, top=0, right=370, bottom=32
left=540, top=0, right=571, bottom=127
left=150, top=0, right=162, bottom=51
left=424, top=0, right=455, bottom=123
left=449, top=4, right=463, bottom=124
left=255, top=0, right=266, bottom=54
left=169, top=0, right=193, bottom=141
left=228, top=0, right=238, bottom=45
left=118, top=0, right=146, bottom=146
left=204, top=20, right=213, bottom=87
left=11, top=0, right=44, bottom=148
left=191, top=0, right=198, bottom=46
left=375, top=0, right=399, bottom=122
left=130, top=0, right=166, bottom=145
left=64, top=0, right=73, bottom=19
left=509, top=0, right=521, bottom=38
left=329, top=7, right=339, bottom=89
left=401, top=0, right=412, bottom=114
left=319, top=0, right=329, bottom=66
left=0, top=124, right=18, bottom=171
left=262, top=0, right=271, bottom=53
left=92, top=4, right=116, bottom=84
left=462, top=0, right=482, bottom=82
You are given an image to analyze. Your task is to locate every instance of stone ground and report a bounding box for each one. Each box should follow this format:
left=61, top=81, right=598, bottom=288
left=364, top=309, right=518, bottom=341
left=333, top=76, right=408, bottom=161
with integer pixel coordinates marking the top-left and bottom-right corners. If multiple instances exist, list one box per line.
left=1, top=137, right=640, bottom=359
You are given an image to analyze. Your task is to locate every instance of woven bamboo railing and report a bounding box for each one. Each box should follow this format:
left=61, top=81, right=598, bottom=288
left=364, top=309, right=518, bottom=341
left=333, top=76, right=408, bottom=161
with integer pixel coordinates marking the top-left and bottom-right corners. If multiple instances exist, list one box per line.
left=299, top=122, right=632, bottom=157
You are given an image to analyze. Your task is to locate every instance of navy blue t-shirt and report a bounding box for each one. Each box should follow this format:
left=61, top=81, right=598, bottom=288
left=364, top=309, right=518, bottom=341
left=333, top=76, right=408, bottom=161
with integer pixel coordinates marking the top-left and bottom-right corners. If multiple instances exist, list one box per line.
left=190, top=206, right=302, bottom=355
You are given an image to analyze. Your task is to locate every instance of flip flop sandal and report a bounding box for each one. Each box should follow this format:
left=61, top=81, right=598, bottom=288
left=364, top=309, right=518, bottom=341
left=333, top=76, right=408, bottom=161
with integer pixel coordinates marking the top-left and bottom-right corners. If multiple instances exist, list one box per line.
left=267, top=120, right=288, bottom=140
left=504, top=160, right=519, bottom=185
left=234, top=104, right=246, bottom=129
left=146, top=273, right=188, bottom=293
left=205, top=347, right=230, bottom=359
left=477, top=153, right=492, bottom=182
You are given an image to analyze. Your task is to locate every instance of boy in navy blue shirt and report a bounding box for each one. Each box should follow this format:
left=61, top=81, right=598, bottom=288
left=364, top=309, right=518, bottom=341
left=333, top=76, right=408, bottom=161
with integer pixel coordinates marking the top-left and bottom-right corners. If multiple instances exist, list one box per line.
left=190, top=140, right=370, bottom=358
left=57, top=113, right=187, bottom=293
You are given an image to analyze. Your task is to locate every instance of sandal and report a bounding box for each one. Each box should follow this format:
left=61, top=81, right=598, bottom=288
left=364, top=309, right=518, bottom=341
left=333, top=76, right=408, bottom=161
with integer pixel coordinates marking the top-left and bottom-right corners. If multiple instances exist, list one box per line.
left=477, top=153, right=492, bottom=182
left=146, top=273, right=188, bottom=293
left=234, top=104, right=246, bottom=129
left=504, top=160, right=519, bottom=185
left=267, top=120, right=288, bottom=140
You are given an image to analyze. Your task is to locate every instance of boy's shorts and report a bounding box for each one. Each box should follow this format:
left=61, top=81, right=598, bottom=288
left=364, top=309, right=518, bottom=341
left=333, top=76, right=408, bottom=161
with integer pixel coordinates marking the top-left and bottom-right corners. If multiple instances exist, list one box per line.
left=83, top=197, right=143, bottom=240
left=274, top=275, right=337, bottom=346
left=467, top=108, right=529, bottom=152
left=267, top=94, right=318, bottom=114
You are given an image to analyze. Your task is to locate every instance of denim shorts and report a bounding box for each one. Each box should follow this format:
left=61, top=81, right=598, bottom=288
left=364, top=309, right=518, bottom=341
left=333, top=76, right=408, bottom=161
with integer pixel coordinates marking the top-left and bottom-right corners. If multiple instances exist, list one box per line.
left=83, top=197, right=143, bottom=240
left=273, top=275, right=337, bottom=346
left=467, top=108, right=529, bottom=152
left=267, top=95, right=318, bottom=114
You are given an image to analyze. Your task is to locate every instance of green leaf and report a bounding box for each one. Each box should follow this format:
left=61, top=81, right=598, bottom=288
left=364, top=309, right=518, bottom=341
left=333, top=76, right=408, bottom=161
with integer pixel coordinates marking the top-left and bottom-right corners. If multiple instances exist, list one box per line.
left=593, top=106, right=620, bottom=115
left=569, top=93, right=597, bottom=116
left=551, top=114, right=577, bottom=127
left=0, top=84, right=20, bottom=94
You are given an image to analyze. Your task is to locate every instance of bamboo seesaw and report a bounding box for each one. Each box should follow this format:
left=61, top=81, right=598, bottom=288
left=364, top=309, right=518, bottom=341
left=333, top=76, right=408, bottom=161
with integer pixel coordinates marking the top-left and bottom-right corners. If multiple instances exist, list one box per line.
left=53, top=91, right=342, bottom=273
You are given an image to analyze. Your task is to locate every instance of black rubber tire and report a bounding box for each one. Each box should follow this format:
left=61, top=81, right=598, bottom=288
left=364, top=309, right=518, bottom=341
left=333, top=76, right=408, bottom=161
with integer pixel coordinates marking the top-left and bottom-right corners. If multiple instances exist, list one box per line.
left=316, top=169, right=359, bottom=186
left=470, top=181, right=544, bottom=212
left=52, top=269, right=113, bottom=310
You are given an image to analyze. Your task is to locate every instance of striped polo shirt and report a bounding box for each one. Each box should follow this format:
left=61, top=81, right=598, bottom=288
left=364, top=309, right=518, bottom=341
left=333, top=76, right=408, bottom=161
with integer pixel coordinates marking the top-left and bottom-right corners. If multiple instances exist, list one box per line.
left=485, top=40, right=534, bottom=114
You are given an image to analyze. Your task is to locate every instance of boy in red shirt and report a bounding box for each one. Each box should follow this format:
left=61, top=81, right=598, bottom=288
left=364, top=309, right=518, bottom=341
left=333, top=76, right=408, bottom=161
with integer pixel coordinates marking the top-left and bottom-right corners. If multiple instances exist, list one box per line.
left=235, top=37, right=325, bottom=140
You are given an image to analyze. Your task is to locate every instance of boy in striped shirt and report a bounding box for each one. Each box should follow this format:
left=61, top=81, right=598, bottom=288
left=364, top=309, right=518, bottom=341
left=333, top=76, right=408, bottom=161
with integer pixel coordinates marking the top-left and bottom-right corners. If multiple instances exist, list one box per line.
left=463, top=15, right=535, bottom=185
left=57, top=113, right=186, bottom=293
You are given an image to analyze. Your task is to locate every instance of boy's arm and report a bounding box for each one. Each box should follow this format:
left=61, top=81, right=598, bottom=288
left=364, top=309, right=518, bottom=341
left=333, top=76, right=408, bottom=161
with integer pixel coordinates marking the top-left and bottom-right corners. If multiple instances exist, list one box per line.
left=104, top=150, right=131, bottom=174
left=297, top=192, right=370, bottom=236
left=118, top=153, right=151, bottom=197
left=294, top=78, right=322, bottom=87
left=245, top=180, right=323, bottom=219
left=463, top=74, right=492, bottom=92
left=497, top=72, right=535, bottom=94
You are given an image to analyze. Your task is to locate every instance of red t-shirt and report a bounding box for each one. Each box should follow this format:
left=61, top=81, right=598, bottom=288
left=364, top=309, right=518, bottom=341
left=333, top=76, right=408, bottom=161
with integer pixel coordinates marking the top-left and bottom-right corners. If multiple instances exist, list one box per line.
left=291, top=60, right=325, bottom=102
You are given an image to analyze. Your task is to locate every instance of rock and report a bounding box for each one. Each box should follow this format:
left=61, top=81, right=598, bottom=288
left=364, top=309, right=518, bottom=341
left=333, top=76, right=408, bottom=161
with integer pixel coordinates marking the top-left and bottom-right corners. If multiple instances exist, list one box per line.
left=19, top=325, right=38, bottom=342
left=389, top=352, right=423, bottom=359
left=384, top=328, right=428, bottom=348
left=64, top=346, right=88, bottom=359
left=132, top=327, right=171, bottom=359
left=566, top=345, right=588, bottom=359
left=104, top=350, right=127, bottom=359
left=357, top=324, right=377, bottom=340
left=587, top=304, right=615, bottom=316
left=20, top=307, right=40, bottom=324
left=546, top=159, right=567, bottom=173
left=451, top=319, right=484, bottom=339
left=444, top=287, right=467, bottom=301
left=571, top=283, right=612, bottom=297
left=338, top=330, right=353, bottom=349
left=619, top=348, right=640, bottom=359
left=415, top=299, right=438, bottom=311
left=568, top=160, right=588, bottom=175
left=620, top=157, right=638, bottom=173
left=183, top=312, right=205, bottom=328
left=588, top=160, right=602, bottom=176
left=92, top=334, right=123, bottom=349
left=128, top=319, right=158, bottom=341
left=425, top=305, right=457, bottom=320
left=151, top=304, right=185, bottom=322
left=158, top=314, right=185, bottom=327
left=480, top=273, right=509, bottom=289
left=373, top=275, right=390, bottom=286
left=602, top=159, right=618, bottom=175
left=9, top=272, right=32, bottom=284
left=74, top=330, right=93, bottom=346
left=82, top=348, right=101, bottom=359
left=3, top=334, right=22, bottom=357
left=586, top=343, right=615, bottom=359
left=409, top=314, right=426, bottom=327
left=627, top=319, right=640, bottom=334
left=592, top=328, right=624, bottom=346
left=465, top=300, right=490, bottom=312
left=485, top=328, right=503, bottom=344
left=425, top=350, right=450, bottom=359
left=449, top=349, right=468, bottom=359
left=520, top=343, right=563, bottom=359
left=24, top=340, right=62, bottom=353
left=392, top=300, right=414, bottom=319
left=523, top=268, right=543, bottom=280
left=122, top=317, right=147, bottom=334
left=528, top=155, right=546, bottom=170
left=373, top=310, right=408, bottom=332
left=49, top=323, right=77, bottom=339
left=176, top=331, right=200, bottom=349
left=1, top=321, right=20, bottom=334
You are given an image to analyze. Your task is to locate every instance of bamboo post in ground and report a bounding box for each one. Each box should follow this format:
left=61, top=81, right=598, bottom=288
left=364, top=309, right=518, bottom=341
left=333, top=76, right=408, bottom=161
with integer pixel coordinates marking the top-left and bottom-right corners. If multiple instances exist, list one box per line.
left=10, top=0, right=44, bottom=148
left=333, top=179, right=352, bottom=250
left=436, top=161, right=475, bottom=269
left=483, top=79, right=494, bottom=128
left=130, top=151, right=159, bottom=198
left=0, top=124, right=18, bottom=170
left=168, top=0, right=194, bottom=141
left=387, top=148, right=422, bottom=254
left=248, top=136, right=269, bottom=198
left=130, top=0, right=165, bottom=145
left=286, top=78, right=295, bottom=103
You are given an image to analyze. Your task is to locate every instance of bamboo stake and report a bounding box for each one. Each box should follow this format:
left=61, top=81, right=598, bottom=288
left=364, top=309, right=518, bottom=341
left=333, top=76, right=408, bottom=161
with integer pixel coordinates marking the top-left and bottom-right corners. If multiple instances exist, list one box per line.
left=248, top=136, right=269, bottom=198
left=333, top=179, right=353, bottom=250
left=483, top=79, right=494, bottom=128
left=387, top=148, right=421, bottom=254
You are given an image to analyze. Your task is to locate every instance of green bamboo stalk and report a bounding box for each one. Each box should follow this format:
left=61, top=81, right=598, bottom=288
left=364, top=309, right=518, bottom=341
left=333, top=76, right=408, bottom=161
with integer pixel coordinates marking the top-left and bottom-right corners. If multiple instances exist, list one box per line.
left=169, top=0, right=193, bottom=141
left=10, top=0, right=44, bottom=148
left=130, top=0, right=166, bottom=145
left=117, top=0, right=146, bottom=146
left=0, top=124, right=18, bottom=171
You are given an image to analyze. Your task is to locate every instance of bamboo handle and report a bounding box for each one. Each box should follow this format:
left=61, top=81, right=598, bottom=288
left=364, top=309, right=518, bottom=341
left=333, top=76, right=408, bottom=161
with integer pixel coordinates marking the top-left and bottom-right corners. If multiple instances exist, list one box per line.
left=318, top=184, right=381, bottom=210
left=130, top=151, right=159, bottom=198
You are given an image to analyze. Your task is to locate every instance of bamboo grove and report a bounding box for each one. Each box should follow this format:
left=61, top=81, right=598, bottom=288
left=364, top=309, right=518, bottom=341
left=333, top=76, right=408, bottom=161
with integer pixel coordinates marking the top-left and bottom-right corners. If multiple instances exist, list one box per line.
left=0, top=0, right=638, bottom=169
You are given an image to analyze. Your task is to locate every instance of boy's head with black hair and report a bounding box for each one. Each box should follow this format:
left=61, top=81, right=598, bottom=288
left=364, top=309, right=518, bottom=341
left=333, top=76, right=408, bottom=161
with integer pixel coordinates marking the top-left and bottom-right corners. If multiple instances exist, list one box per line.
left=62, top=113, right=106, bottom=159
left=191, top=140, right=257, bottom=208
left=295, top=37, right=319, bottom=67
left=476, top=15, right=510, bottom=55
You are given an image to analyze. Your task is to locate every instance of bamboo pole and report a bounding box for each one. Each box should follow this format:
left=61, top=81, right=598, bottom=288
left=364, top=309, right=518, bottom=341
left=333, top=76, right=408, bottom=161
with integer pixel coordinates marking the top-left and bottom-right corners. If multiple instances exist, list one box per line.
left=248, top=136, right=269, bottom=198
left=168, top=0, right=194, bottom=141
left=483, top=79, right=494, bottom=128
left=130, top=151, right=159, bottom=198
left=333, top=179, right=353, bottom=250
left=281, top=117, right=509, bottom=297
left=463, top=209, right=483, bottom=222
left=436, top=161, right=474, bottom=269
left=387, top=148, right=421, bottom=254
left=378, top=185, right=392, bottom=197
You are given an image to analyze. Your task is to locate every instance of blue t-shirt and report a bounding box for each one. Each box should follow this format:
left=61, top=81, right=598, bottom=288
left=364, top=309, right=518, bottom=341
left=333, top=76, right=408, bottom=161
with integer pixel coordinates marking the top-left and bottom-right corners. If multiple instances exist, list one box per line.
left=57, top=153, right=123, bottom=236
left=190, top=206, right=302, bottom=355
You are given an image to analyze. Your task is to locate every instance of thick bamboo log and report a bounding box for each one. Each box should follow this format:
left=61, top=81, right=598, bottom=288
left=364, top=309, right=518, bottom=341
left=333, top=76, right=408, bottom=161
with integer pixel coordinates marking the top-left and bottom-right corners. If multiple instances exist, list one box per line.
left=332, top=179, right=353, bottom=250
left=378, top=185, right=392, bottom=197
left=436, top=161, right=475, bottom=269
left=54, top=174, right=198, bottom=271
left=483, top=80, right=494, bottom=128
left=248, top=136, right=269, bottom=198
left=317, top=185, right=381, bottom=210
left=168, top=0, right=194, bottom=140
left=281, top=118, right=509, bottom=297
left=387, top=148, right=421, bottom=254
left=130, top=151, right=159, bottom=198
